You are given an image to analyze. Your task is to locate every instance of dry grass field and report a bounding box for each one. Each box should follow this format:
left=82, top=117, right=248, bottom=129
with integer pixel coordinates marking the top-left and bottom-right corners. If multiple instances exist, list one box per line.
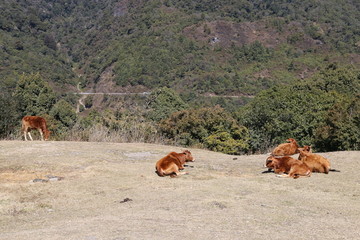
left=0, top=140, right=359, bottom=240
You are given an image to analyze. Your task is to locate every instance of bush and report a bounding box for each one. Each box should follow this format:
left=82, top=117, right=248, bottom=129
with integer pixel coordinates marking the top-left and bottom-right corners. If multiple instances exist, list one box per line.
left=13, top=73, right=56, bottom=115
left=237, top=65, right=360, bottom=152
left=50, top=99, right=78, bottom=138
left=160, top=106, right=250, bottom=154
left=0, top=93, right=20, bottom=138
left=147, top=87, right=188, bottom=121
left=234, top=41, right=273, bottom=63
left=237, top=85, right=337, bottom=152
left=66, top=109, right=162, bottom=143
left=205, top=130, right=249, bottom=155
left=315, top=95, right=360, bottom=151
left=84, top=95, right=93, bottom=108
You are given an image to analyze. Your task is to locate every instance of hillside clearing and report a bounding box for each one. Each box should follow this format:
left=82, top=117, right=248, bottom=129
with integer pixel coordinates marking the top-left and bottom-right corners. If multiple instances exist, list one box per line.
left=0, top=141, right=359, bottom=239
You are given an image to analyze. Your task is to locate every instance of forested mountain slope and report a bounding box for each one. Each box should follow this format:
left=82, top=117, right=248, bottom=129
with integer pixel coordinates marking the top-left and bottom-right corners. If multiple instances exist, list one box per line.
left=1, top=0, right=359, bottom=94
left=1, top=0, right=359, bottom=153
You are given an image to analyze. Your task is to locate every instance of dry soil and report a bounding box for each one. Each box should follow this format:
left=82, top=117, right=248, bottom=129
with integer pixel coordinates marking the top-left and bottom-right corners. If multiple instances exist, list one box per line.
left=0, top=141, right=359, bottom=240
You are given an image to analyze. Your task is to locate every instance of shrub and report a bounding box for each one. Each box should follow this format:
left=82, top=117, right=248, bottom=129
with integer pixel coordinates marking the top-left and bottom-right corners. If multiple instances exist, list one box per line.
left=205, top=130, right=249, bottom=155
left=147, top=87, right=188, bottom=121
left=49, top=99, right=78, bottom=138
left=237, top=65, right=360, bottom=152
left=13, top=73, right=56, bottom=115
left=315, top=95, right=360, bottom=151
left=0, top=93, right=20, bottom=138
left=160, top=106, right=250, bottom=154
left=237, top=85, right=336, bottom=152
left=84, top=95, right=93, bottom=108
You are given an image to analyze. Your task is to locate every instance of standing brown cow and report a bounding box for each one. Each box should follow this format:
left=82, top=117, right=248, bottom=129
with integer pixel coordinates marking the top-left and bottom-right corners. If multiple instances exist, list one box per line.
left=21, top=116, right=50, bottom=141
left=155, top=150, right=195, bottom=177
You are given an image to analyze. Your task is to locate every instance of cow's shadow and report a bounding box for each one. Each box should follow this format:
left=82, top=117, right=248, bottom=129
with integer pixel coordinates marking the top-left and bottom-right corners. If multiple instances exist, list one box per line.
left=261, top=169, right=274, bottom=174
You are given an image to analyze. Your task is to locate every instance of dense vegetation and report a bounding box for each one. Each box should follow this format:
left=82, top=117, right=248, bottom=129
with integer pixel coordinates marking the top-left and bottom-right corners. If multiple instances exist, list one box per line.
left=2, top=0, right=360, bottom=94
left=238, top=65, right=360, bottom=152
left=1, top=0, right=359, bottom=154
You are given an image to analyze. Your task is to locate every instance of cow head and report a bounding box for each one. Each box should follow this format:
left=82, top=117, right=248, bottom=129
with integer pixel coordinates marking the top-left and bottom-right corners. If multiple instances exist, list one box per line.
left=298, top=145, right=311, bottom=153
left=303, top=145, right=311, bottom=152
left=286, top=138, right=296, bottom=143
left=183, top=150, right=195, bottom=162
left=265, top=156, right=277, bottom=169
left=44, top=130, right=51, bottom=141
left=298, top=146, right=312, bottom=160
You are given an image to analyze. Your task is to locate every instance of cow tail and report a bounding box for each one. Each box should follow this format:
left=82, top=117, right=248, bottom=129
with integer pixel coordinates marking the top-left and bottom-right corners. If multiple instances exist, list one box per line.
left=329, top=168, right=340, bottom=172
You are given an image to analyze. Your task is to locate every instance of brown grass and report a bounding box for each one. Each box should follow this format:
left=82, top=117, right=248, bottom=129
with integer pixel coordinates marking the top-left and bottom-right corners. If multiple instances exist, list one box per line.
left=0, top=140, right=359, bottom=239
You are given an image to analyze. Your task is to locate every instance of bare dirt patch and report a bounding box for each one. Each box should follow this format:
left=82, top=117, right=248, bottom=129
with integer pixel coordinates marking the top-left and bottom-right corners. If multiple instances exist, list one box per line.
left=0, top=141, right=359, bottom=239
left=183, top=19, right=325, bottom=50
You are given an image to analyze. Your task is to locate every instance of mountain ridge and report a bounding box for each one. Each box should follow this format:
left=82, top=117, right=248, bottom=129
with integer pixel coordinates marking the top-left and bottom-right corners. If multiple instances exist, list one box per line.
left=1, top=0, right=359, bottom=96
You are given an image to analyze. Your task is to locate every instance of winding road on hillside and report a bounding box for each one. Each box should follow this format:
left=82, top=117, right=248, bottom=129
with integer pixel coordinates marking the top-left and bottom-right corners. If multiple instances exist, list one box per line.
left=75, top=82, right=152, bottom=112
left=75, top=82, right=254, bottom=112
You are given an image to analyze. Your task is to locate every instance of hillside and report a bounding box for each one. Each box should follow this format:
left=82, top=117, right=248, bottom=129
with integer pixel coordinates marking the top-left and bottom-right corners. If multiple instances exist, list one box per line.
left=0, top=141, right=359, bottom=239
left=1, top=1, right=360, bottom=154
left=1, top=0, right=360, bottom=95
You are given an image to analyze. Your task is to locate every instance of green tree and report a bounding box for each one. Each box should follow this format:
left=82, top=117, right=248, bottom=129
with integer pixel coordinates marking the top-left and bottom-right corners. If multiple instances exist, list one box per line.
left=50, top=99, right=78, bottom=137
left=312, top=64, right=360, bottom=95
left=147, top=87, right=188, bottom=121
left=13, top=73, right=56, bottom=116
left=0, top=93, right=20, bottom=138
left=315, top=95, right=360, bottom=151
left=237, top=64, right=360, bottom=152
left=44, top=34, right=57, bottom=51
left=204, top=129, right=250, bottom=155
left=237, top=85, right=337, bottom=152
left=84, top=95, right=93, bottom=108
left=160, top=106, right=250, bottom=154
left=234, top=41, right=273, bottom=62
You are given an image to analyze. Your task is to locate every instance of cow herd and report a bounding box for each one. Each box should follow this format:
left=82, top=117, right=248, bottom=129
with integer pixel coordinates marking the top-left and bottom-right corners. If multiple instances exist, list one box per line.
left=265, top=138, right=338, bottom=179
left=154, top=138, right=338, bottom=179
left=21, top=116, right=338, bottom=179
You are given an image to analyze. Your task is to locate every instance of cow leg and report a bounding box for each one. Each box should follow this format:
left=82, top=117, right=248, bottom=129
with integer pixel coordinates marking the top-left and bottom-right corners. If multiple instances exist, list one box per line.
left=27, top=132, right=33, bottom=141
left=24, top=130, right=28, bottom=141
left=170, top=172, right=189, bottom=178
left=174, top=171, right=189, bottom=177
left=39, top=129, right=44, bottom=141
left=276, top=174, right=291, bottom=178
left=168, top=165, right=189, bottom=178
left=277, top=171, right=300, bottom=179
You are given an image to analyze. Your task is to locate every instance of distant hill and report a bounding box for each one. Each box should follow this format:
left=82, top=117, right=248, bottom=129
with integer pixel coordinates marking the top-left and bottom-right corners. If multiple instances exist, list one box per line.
left=1, top=0, right=359, bottom=96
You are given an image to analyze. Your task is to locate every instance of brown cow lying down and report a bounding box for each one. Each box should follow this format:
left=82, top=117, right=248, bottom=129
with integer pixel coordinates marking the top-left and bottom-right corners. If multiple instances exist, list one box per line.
left=156, top=150, right=195, bottom=177
left=265, top=156, right=311, bottom=179
left=271, top=138, right=300, bottom=156
left=298, top=146, right=335, bottom=174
